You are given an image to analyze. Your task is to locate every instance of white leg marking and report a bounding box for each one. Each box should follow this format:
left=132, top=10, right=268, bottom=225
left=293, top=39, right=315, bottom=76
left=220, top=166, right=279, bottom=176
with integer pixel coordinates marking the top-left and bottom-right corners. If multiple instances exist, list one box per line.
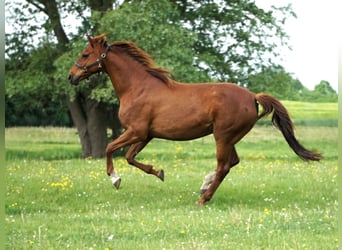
left=200, top=171, right=216, bottom=194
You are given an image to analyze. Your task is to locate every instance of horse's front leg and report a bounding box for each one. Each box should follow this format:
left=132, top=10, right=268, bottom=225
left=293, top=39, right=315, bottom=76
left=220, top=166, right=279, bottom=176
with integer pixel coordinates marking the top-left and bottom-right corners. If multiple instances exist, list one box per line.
left=125, top=139, right=164, bottom=181
left=105, top=128, right=145, bottom=189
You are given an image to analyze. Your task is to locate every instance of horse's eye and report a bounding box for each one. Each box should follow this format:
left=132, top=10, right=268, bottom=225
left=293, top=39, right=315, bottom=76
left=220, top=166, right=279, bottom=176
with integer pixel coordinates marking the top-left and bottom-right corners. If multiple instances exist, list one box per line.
left=82, top=54, right=89, bottom=59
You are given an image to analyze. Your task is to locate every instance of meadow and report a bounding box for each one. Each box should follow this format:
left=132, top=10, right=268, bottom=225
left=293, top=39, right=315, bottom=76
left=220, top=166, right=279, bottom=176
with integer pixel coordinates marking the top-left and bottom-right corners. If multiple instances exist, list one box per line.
left=5, top=102, right=338, bottom=249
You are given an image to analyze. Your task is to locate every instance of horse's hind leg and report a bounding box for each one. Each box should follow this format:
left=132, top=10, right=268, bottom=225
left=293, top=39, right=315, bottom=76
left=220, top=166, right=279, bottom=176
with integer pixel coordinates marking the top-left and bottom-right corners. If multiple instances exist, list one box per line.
left=125, top=138, right=164, bottom=181
left=197, top=141, right=234, bottom=205
left=199, top=171, right=216, bottom=195
left=199, top=146, right=239, bottom=194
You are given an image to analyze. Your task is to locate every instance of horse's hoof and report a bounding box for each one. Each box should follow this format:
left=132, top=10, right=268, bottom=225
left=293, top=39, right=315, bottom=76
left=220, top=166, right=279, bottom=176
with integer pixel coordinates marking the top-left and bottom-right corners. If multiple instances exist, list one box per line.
left=111, top=177, right=121, bottom=189
left=158, top=169, right=164, bottom=181
left=196, top=199, right=205, bottom=206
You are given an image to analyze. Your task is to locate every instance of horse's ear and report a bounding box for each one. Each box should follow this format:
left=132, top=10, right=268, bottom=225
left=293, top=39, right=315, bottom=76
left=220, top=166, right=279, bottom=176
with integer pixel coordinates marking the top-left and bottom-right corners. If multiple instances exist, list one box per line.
left=97, top=33, right=107, bottom=46
left=86, top=34, right=94, bottom=48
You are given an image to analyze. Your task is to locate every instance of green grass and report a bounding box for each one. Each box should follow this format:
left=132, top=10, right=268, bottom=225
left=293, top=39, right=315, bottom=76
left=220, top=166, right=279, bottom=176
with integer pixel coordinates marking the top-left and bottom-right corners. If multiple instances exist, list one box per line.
left=5, top=127, right=81, bottom=160
left=281, top=101, right=338, bottom=119
left=5, top=124, right=338, bottom=249
left=255, top=101, right=338, bottom=127
left=277, top=101, right=338, bottom=127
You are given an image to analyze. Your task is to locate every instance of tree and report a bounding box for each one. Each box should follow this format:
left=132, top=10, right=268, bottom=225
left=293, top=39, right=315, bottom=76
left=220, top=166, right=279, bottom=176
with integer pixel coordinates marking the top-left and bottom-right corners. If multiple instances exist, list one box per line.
left=168, top=0, right=296, bottom=84
left=314, top=80, right=336, bottom=95
left=247, top=65, right=305, bottom=100
left=6, top=0, right=295, bottom=158
left=309, top=80, right=338, bottom=102
left=5, top=42, right=71, bottom=126
left=6, top=0, right=116, bottom=158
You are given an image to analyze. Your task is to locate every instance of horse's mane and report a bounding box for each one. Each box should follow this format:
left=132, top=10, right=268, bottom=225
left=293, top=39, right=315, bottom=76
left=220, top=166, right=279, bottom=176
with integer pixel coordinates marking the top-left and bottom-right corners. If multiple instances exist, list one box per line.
left=112, top=41, right=173, bottom=85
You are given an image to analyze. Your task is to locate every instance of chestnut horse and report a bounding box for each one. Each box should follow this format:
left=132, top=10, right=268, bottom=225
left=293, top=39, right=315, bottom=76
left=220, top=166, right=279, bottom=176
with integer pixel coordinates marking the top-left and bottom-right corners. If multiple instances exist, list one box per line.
left=68, top=34, right=321, bottom=205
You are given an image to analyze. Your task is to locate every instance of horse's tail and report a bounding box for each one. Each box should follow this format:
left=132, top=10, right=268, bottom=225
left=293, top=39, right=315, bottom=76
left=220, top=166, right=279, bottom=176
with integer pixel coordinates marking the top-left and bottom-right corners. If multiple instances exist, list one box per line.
left=255, top=93, right=322, bottom=161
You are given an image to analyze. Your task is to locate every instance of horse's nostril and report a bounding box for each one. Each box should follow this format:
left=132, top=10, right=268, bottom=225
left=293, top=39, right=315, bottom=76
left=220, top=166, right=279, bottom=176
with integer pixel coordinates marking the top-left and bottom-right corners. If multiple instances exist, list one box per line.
left=68, top=74, right=80, bottom=85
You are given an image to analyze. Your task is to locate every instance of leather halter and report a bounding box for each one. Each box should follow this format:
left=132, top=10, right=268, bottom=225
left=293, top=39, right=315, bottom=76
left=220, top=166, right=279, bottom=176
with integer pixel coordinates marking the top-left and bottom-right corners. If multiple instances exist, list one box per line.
left=75, top=45, right=111, bottom=72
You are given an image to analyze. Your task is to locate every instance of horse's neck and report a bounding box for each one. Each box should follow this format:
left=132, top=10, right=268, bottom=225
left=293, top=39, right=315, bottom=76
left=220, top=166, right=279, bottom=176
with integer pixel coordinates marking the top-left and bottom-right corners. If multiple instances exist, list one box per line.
left=105, top=53, right=147, bottom=98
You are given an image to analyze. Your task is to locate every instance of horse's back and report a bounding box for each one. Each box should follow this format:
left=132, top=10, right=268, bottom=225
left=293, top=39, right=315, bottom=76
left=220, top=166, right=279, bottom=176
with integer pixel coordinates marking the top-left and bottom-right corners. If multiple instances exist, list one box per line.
left=172, top=82, right=257, bottom=121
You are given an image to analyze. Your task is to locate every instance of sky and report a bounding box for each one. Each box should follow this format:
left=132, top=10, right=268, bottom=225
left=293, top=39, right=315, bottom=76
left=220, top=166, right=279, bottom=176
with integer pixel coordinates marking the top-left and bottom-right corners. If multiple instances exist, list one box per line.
left=255, top=0, right=340, bottom=92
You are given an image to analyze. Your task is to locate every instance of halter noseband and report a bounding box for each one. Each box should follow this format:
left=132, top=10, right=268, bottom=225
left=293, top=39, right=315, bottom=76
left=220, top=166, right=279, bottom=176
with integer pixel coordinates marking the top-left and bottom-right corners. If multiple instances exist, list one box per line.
left=75, top=45, right=111, bottom=73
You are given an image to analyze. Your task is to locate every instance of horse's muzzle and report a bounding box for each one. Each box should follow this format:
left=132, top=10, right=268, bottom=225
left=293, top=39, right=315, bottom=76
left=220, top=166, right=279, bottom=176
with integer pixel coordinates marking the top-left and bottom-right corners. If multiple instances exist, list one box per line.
left=68, top=74, right=80, bottom=85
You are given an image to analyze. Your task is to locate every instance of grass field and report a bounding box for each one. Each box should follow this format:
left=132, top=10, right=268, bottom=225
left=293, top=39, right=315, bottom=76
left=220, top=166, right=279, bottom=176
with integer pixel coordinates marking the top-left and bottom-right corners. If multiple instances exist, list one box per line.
left=5, top=102, right=338, bottom=249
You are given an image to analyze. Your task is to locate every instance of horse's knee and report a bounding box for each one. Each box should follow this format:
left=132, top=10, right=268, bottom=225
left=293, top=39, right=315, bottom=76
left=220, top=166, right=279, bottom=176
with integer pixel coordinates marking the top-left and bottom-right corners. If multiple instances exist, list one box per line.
left=105, top=144, right=113, bottom=157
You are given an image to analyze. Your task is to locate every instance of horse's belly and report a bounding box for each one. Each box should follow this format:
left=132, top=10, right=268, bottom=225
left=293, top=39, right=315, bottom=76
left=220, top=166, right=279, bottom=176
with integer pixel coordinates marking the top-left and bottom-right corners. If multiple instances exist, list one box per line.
left=150, top=118, right=213, bottom=140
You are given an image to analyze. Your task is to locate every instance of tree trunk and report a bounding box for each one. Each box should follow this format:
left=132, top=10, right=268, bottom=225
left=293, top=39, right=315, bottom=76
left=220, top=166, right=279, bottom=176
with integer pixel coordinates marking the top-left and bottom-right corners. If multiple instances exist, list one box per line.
left=85, top=98, right=108, bottom=158
left=67, top=97, right=92, bottom=158
left=67, top=93, right=110, bottom=158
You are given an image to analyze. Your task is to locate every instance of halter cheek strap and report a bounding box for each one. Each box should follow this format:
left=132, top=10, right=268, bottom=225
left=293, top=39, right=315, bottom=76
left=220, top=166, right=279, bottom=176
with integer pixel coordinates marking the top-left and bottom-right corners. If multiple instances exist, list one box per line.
left=75, top=45, right=111, bottom=72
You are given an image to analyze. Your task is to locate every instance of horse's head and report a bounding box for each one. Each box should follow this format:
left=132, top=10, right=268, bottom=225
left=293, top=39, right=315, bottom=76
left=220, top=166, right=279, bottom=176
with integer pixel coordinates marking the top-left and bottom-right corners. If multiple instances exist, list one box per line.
left=68, top=34, right=110, bottom=85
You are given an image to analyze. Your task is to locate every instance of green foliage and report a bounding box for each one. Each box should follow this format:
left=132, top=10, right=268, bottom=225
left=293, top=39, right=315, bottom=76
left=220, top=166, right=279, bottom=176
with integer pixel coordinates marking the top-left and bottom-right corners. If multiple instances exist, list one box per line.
left=5, top=42, right=72, bottom=126
left=247, top=65, right=301, bottom=99
left=171, top=0, right=296, bottom=83
left=98, top=0, right=209, bottom=83
left=247, top=65, right=338, bottom=102
left=5, top=126, right=338, bottom=249
left=314, top=80, right=336, bottom=95
left=307, top=80, right=338, bottom=102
